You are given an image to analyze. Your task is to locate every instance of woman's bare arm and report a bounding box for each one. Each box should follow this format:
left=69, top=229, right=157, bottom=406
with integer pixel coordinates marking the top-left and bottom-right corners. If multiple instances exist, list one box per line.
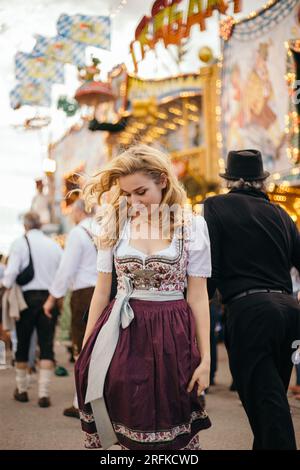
left=186, top=276, right=211, bottom=394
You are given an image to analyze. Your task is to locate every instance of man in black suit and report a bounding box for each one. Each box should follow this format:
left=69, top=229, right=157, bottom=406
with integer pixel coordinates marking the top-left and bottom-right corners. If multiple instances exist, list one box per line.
left=204, top=149, right=300, bottom=450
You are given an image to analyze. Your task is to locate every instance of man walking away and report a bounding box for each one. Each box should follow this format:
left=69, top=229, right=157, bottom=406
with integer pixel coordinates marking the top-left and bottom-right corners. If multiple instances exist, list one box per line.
left=2, top=212, right=62, bottom=407
left=204, top=149, right=300, bottom=450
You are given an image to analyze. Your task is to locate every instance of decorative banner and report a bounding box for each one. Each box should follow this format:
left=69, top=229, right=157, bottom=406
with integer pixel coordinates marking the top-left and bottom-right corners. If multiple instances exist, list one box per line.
left=15, top=52, right=64, bottom=84
left=221, top=0, right=300, bottom=173
left=127, top=73, right=202, bottom=106
left=57, top=13, right=111, bottom=49
left=130, top=0, right=242, bottom=71
left=33, top=34, right=86, bottom=67
left=10, top=80, right=52, bottom=109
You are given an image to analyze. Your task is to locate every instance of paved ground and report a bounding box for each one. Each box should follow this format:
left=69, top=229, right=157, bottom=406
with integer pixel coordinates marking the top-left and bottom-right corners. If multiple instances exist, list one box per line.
left=0, top=340, right=299, bottom=450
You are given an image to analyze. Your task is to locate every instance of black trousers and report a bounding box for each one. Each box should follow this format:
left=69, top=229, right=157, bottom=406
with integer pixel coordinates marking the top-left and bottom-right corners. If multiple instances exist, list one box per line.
left=225, top=292, right=300, bottom=450
left=15, top=290, right=58, bottom=362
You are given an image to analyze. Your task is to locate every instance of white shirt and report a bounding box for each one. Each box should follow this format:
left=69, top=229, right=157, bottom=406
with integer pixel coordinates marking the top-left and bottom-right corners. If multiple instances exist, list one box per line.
left=0, top=263, right=5, bottom=281
left=291, top=268, right=300, bottom=293
left=96, top=215, right=212, bottom=278
left=2, top=229, right=63, bottom=291
left=50, top=218, right=98, bottom=298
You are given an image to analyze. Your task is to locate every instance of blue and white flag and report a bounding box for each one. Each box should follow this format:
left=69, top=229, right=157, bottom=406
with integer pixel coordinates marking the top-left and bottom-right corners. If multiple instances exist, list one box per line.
left=15, top=51, right=64, bottom=84
left=33, top=34, right=86, bottom=67
left=57, top=13, right=111, bottom=50
left=10, top=79, right=52, bottom=109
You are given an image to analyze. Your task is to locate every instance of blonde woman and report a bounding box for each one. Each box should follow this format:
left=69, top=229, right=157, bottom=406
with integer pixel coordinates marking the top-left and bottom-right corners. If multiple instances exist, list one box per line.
left=75, top=145, right=212, bottom=450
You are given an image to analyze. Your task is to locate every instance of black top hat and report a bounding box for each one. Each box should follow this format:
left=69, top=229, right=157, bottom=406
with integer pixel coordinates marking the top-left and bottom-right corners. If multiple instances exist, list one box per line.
left=219, top=149, right=270, bottom=181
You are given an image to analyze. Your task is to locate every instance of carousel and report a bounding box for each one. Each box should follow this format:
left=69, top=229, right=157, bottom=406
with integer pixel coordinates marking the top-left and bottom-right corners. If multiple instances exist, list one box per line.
left=106, top=61, right=220, bottom=204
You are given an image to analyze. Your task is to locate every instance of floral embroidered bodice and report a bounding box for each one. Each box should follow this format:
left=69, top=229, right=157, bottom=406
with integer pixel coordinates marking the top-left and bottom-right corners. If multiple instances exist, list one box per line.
left=114, top=221, right=188, bottom=292
left=96, top=215, right=212, bottom=292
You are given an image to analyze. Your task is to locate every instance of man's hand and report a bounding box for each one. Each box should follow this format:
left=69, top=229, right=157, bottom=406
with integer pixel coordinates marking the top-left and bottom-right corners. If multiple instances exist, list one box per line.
left=298, top=291, right=300, bottom=304
left=43, top=295, right=56, bottom=318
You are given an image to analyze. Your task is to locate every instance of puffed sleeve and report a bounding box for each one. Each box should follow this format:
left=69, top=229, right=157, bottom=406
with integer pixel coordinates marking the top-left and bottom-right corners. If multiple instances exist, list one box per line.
left=96, top=248, right=113, bottom=273
left=91, top=218, right=114, bottom=273
left=186, top=215, right=212, bottom=278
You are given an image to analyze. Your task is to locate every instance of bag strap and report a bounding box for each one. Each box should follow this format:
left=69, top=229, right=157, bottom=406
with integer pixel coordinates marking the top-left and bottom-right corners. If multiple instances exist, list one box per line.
left=24, top=235, right=33, bottom=263
left=80, top=226, right=97, bottom=251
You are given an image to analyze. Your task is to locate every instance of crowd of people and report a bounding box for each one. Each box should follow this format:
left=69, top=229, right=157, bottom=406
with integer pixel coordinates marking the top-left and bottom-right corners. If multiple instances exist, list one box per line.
left=0, top=145, right=300, bottom=450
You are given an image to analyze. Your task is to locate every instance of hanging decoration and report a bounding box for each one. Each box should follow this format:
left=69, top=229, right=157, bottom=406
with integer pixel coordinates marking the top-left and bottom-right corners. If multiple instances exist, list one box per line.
left=10, top=79, right=52, bottom=109
left=33, top=34, right=86, bottom=67
left=57, top=13, right=111, bottom=50
left=15, top=51, right=64, bottom=84
left=198, top=46, right=214, bottom=63
left=57, top=96, right=79, bottom=117
left=9, top=12, right=112, bottom=110
left=77, top=57, right=101, bottom=81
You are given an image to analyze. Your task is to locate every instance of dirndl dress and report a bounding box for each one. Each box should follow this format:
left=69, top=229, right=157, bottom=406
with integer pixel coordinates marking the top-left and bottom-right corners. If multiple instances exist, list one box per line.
left=75, top=215, right=212, bottom=450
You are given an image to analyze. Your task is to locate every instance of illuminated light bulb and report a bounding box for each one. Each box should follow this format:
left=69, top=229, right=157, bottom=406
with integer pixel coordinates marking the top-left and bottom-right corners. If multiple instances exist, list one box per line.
left=157, top=113, right=168, bottom=119
left=185, top=103, right=198, bottom=112
left=268, top=183, right=275, bottom=192
left=173, top=118, right=185, bottom=126
left=188, top=115, right=199, bottom=122
left=169, top=107, right=182, bottom=116
left=165, top=123, right=177, bottom=130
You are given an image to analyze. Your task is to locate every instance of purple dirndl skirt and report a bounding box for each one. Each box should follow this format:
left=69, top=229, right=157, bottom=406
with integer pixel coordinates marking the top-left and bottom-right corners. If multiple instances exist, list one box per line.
left=75, top=297, right=211, bottom=450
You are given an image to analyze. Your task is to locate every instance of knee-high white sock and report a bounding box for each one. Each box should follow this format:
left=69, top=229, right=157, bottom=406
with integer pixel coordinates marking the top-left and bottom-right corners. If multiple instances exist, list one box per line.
left=38, top=369, right=52, bottom=398
left=16, top=368, right=27, bottom=393
left=73, top=392, right=79, bottom=409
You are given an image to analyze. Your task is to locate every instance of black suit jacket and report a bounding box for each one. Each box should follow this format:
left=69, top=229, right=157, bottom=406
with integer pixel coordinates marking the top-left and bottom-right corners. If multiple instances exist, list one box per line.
left=204, top=187, right=300, bottom=303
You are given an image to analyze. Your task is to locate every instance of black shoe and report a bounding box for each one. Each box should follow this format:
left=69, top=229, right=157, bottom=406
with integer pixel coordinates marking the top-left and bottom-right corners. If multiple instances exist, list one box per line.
left=67, top=346, right=75, bottom=363
left=63, top=405, right=80, bottom=419
left=229, top=381, right=237, bottom=392
left=38, top=397, right=51, bottom=408
left=14, top=389, right=29, bottom=403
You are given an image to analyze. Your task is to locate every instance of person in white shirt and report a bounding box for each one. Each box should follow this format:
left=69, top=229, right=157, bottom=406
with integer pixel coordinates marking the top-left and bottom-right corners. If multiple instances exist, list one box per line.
left=43, top=199, right=97, bottom=418
left=2, top=212, right=62, bottom=407
left=31, top=179, right=51, bottom=226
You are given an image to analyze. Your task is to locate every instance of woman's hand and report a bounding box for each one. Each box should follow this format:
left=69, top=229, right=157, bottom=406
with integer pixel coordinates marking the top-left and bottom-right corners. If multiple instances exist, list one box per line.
left=187, top=360, right=210, bottom=396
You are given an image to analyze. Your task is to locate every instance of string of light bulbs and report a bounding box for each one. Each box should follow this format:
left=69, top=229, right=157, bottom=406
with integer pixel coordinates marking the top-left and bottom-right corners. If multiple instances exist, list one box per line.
left=109, top=0, right=128, bottom=19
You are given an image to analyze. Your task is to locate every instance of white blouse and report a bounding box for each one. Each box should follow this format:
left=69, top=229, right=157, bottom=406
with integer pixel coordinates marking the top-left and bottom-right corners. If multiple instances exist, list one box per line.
left=96, top=215, right=211, bottom=278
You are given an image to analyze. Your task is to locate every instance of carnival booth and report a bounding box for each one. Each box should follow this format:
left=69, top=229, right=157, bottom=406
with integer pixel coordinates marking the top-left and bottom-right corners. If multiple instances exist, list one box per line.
left=268, top=168, right=300, bottom=226
left=48, top=121, right=109, bottom=223
left=220, top=0, right=300, bottom=225
left=104, top=63, right=220, bottom=203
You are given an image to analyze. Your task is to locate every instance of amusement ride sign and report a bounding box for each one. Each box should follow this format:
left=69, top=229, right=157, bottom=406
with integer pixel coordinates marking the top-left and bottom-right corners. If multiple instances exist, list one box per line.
left=130, top=0, right=242, bottom=71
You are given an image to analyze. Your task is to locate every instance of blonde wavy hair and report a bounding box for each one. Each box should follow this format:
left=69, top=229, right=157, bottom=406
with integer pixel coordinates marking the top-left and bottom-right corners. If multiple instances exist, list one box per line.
left=83, top=144, right=187, bottom=248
